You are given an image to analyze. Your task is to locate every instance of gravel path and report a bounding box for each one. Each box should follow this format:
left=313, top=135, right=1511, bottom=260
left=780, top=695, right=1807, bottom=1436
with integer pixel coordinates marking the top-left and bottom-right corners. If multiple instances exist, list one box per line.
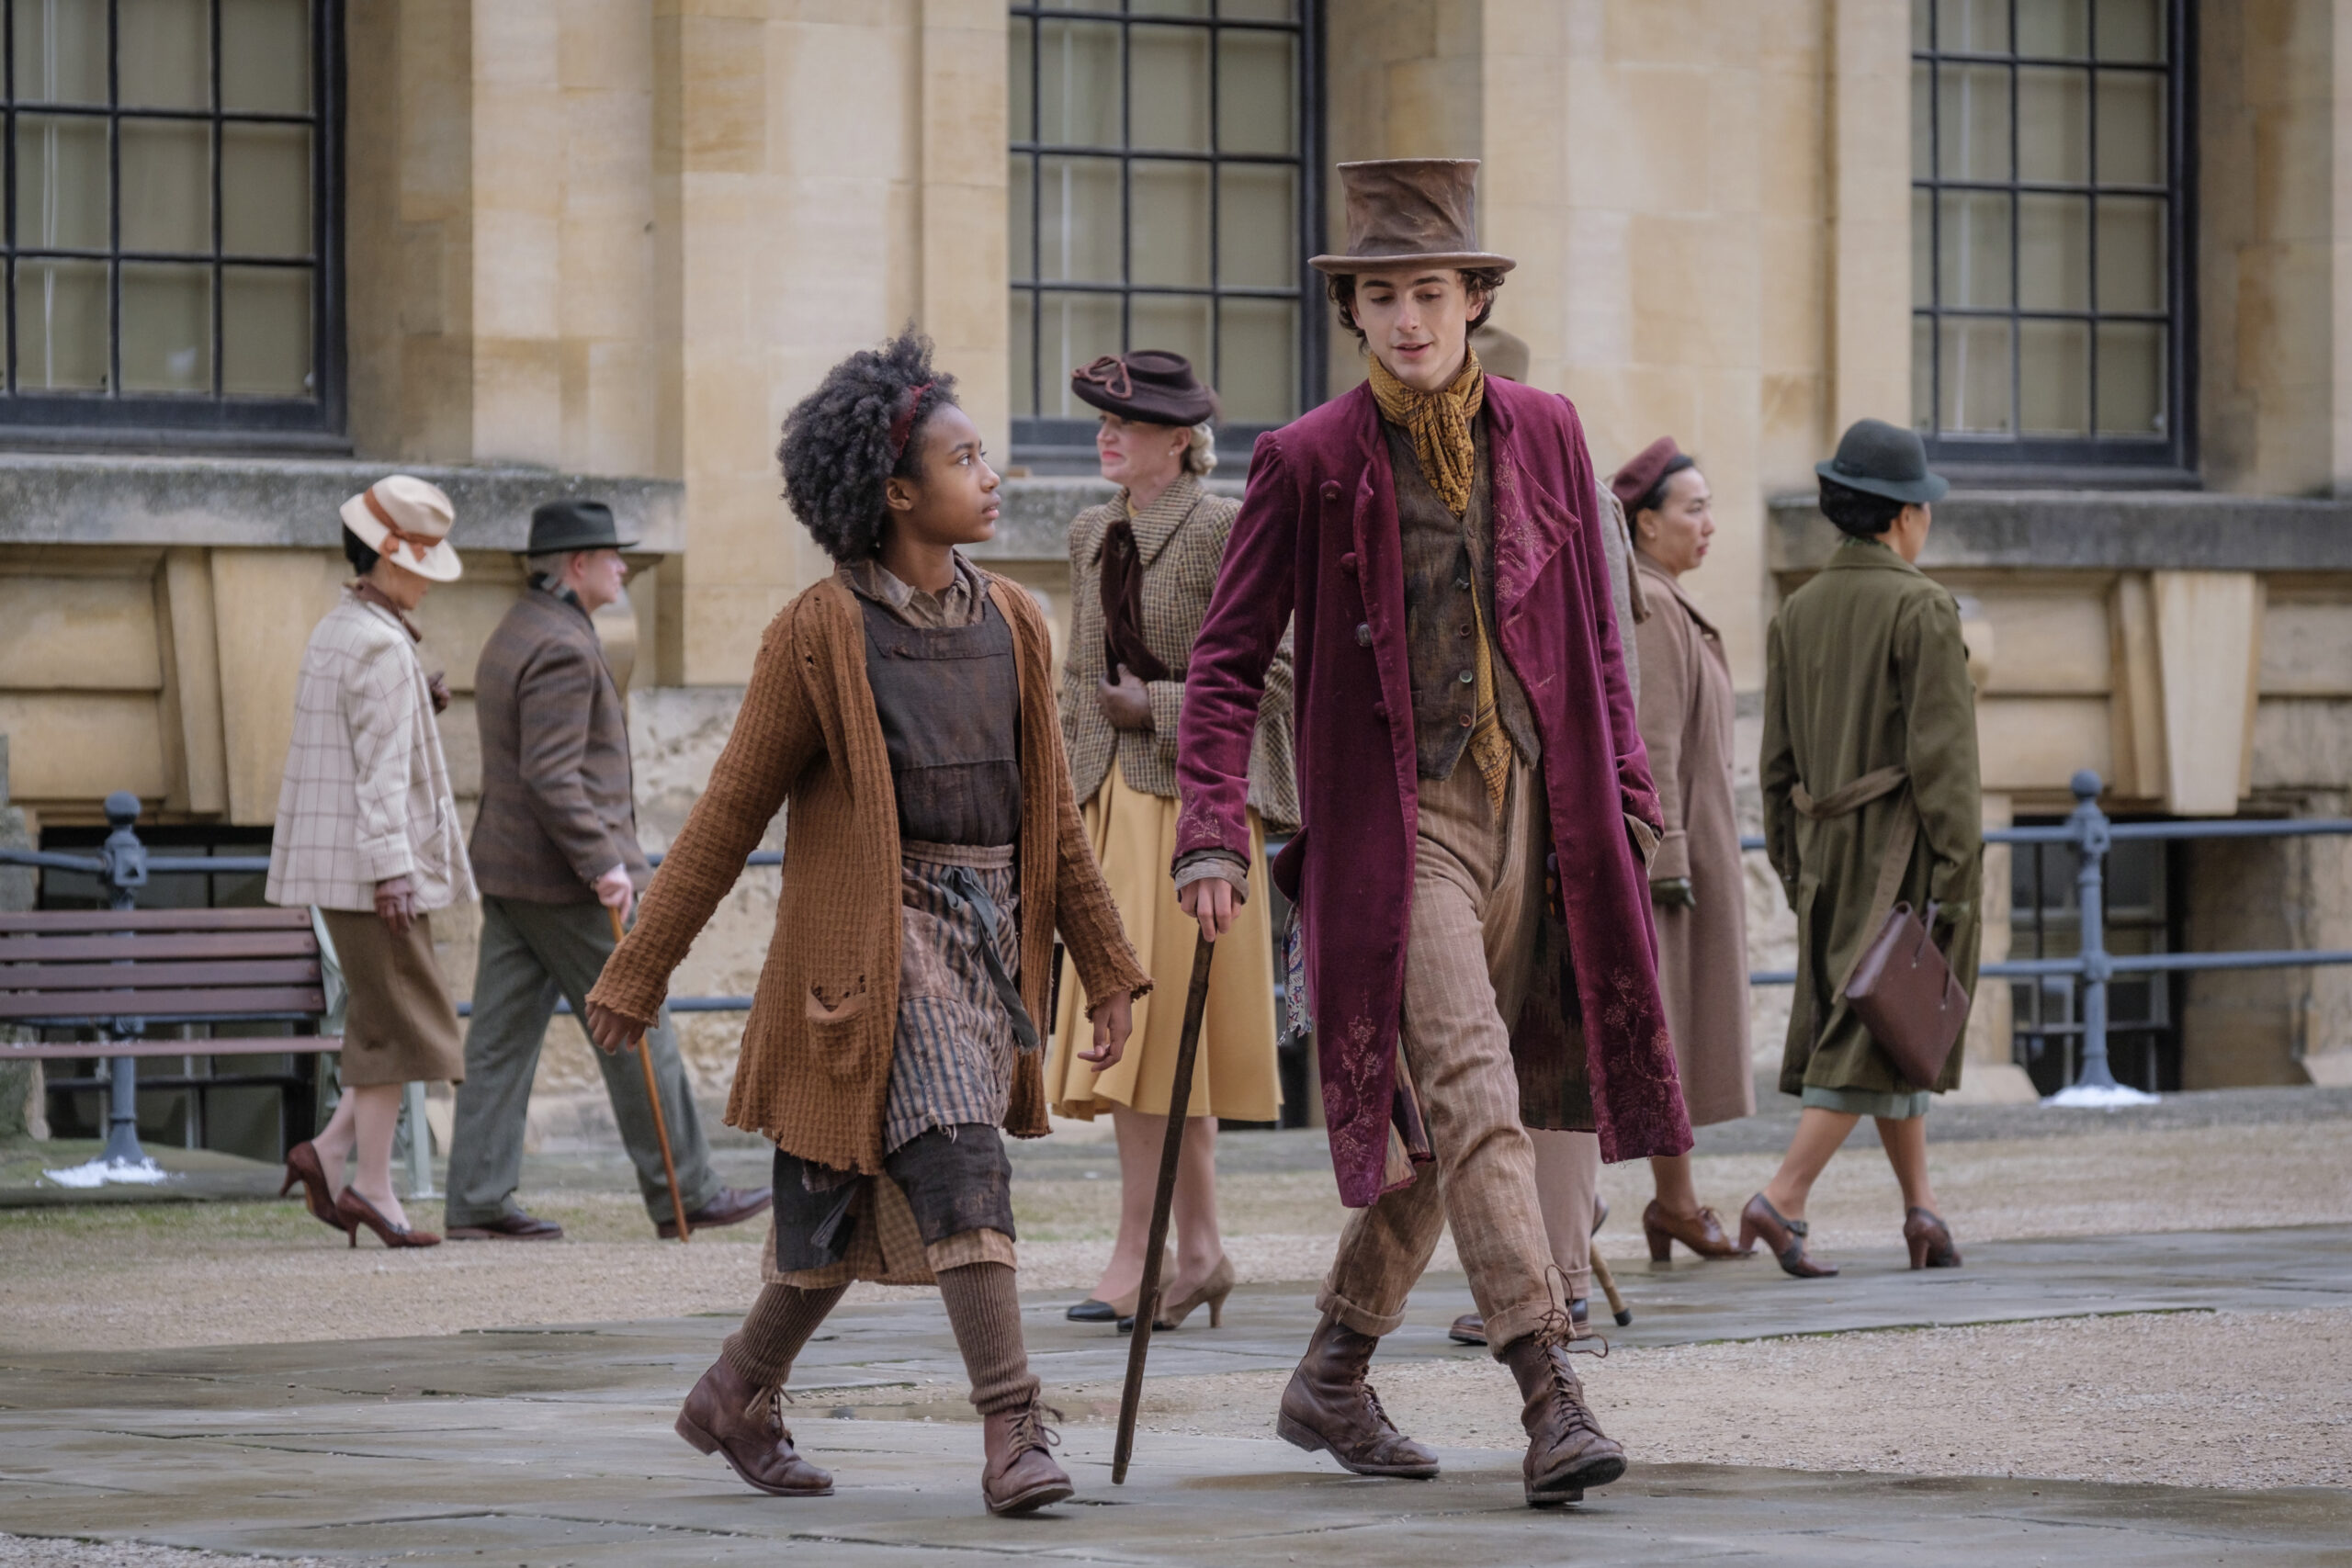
left=0, top=1539, right=375, bottom=1568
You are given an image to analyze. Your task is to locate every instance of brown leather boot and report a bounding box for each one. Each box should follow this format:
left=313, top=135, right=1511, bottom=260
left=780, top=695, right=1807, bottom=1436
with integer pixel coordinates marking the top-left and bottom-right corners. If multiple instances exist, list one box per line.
left=673, top=1357, right=833, bottom=1496
left=980, top=1396, right=1073, bottom=1516
left=1499, top=1330, right=1627, bottom=1506
left=1275, top=1314, right=1439, bottom=1478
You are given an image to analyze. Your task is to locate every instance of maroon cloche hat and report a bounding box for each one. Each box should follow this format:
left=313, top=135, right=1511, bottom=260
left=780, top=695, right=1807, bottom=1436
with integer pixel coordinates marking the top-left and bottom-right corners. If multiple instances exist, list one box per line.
left=1069, top=351, right=1219, bottom=427
left=1610, top=435, right=1695, bottom=513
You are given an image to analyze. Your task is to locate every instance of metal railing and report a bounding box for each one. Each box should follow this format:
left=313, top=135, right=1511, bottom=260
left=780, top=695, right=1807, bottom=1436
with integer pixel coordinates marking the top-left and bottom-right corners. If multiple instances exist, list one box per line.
left=1740, top=770, right=2352, bottom=1100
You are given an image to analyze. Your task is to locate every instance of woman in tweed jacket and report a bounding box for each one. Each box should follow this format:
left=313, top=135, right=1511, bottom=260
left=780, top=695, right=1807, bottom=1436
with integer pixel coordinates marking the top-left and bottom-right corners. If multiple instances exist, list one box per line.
left=1046, top=351, right=1298, bottom=1333
left=587, top=332, right=1147, bottom=1517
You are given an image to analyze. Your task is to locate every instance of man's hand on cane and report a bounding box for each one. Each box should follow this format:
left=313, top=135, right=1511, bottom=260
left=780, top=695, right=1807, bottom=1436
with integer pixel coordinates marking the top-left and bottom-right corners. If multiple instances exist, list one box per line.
left=1178, top=876, right=1238, bottom=943
left=594, top=863, right=636, bottom=926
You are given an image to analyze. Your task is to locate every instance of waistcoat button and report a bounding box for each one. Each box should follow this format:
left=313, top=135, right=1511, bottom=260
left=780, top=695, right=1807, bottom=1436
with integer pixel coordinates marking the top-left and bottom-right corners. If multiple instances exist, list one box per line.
left=1455, top=577, right=1471, bottom=592
left=1356, top=622, right=1372, bottom=647
left=1457, top=669, right=1474, bottom=684
left=1459, top=713, right=1473, bottom=728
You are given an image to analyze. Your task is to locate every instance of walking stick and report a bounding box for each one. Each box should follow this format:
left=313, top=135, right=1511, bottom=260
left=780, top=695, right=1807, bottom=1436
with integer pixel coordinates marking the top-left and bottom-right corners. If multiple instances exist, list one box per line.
left=608, top=904, right=690, bottom=1243
left=1589, top=1251, right=1631, bottom=1326
left=1111, top=931, right=1216, bottom=1485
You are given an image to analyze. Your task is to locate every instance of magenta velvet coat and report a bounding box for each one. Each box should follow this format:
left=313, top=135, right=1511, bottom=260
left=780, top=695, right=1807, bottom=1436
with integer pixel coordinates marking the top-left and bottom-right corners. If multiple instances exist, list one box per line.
left=1176, top=377, right=1695, bottom=1207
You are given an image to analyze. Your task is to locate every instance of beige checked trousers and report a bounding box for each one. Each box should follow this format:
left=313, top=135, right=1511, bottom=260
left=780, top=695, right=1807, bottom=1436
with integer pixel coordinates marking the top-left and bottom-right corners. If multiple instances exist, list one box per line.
left=1317, top=761, right=1571, bottom=1355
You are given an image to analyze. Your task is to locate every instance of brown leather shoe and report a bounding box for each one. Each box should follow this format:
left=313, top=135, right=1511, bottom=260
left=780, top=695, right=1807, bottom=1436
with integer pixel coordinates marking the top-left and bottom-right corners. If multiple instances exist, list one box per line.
left=981, top=1397, right=1073, bottom=1516
left=1642, top=1199, right=1751, bottom=1261
left=279, top=1141, right=343, bottom=1233
left=673, top=1357, right=833, bottom=1496
left=1738, top=1193, right=1838, bottom=1278
left=1904, top=1207, right=1962, bottom=1269
left=1276, top=1314, right=1439, bottom=1478
left=1499, top=1327, right=1627, bottom=1506
left=1448, top=1298, right=1586, bottom=1348
left=657, top=1185, right=773, bottom=1240
left=447, top=1210, right=564, bottom=1241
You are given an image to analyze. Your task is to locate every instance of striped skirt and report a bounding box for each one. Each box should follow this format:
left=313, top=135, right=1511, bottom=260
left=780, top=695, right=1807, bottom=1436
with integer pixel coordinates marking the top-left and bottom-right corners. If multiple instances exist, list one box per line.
left=881, top=840, right=1039, bottom=1156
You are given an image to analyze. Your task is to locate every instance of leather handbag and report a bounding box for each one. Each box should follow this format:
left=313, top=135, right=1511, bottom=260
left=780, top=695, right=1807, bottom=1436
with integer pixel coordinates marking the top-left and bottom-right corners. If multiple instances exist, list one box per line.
left=1843, top=899, right=1968, bottom=1089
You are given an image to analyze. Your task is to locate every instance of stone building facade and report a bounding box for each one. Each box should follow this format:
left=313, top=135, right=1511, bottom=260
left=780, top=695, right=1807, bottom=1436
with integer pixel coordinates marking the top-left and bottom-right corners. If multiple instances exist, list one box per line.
left=4, top=1, right=2348, bottom=1143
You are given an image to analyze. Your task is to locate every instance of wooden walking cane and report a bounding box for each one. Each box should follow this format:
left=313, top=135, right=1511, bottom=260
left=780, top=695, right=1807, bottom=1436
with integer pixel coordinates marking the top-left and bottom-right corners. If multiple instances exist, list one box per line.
left=1111, top=931, right=1216, bottom=1485
left=608, top=904, right=690, bottom=1243
left=1589, top=1252, right=1631, bottom=1327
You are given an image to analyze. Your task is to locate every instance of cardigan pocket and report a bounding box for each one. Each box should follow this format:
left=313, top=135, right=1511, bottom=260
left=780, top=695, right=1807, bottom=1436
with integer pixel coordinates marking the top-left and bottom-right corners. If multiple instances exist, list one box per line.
left=806, top=977, right=873, bottom=1079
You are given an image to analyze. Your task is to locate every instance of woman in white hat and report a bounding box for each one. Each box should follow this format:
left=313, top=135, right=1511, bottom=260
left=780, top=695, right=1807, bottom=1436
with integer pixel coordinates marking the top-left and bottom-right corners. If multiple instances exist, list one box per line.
left=268, top=476, right=475, bottom=1248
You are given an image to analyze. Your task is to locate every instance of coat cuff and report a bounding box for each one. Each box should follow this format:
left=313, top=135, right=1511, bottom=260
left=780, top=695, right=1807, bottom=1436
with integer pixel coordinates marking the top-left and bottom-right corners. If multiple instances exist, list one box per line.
left=1172, top=848, right=1250, bottom=903
left=358, top=835, right=415, bottom=886
left=1647, top=826, right=1690, bottom=882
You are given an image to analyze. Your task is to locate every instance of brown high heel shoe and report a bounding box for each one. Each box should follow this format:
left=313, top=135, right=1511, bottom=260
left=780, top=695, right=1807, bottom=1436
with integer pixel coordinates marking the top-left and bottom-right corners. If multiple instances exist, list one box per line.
left=280, top=1141, right=345, bottom=1233
left=1737, top=1193, right=1838, bottom=1278
left=1904, top=1207, right=1962, bottom=1269
left=1642, top=1199, right=1751, bottom=1261
left=1157, top=1255, right=1235, bottom=1330
left=334, top=1188, right=441, bottom=1249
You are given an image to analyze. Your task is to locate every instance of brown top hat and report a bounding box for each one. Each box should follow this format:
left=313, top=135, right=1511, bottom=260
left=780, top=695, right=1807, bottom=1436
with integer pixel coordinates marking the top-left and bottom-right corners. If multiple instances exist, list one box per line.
left=1309, top=158, right=1516, bottom=276
left=1069, top=351, right=1219, bottom=426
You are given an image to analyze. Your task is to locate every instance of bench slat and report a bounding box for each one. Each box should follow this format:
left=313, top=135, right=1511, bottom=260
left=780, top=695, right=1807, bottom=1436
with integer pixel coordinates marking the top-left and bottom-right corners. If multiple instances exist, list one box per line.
left=0, top=958, right=321, bottom=991
left=0, top=908, right=312, bottom=934
left=0, top=985, right=325, bottom=1021
left=0, top=931, right=319, bottom=963
left=1, top=1037, right=341, bottom=1060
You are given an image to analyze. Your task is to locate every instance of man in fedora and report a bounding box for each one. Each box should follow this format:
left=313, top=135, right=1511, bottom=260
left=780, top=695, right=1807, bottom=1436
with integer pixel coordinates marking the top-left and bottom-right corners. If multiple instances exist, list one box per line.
left=443, top=498, right=769, bottom=1242
left=1175, top=158, right=1692, bottom=1507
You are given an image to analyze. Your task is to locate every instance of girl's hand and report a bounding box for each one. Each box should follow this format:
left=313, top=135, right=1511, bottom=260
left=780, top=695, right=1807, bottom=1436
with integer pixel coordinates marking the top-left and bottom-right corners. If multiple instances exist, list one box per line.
left=1080, top=989, right=1135, bottom=1067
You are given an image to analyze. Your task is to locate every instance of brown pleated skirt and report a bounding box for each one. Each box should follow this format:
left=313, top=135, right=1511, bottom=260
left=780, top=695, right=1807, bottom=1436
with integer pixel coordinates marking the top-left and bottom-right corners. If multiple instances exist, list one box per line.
left=319, top=908, right=465, bottom=1087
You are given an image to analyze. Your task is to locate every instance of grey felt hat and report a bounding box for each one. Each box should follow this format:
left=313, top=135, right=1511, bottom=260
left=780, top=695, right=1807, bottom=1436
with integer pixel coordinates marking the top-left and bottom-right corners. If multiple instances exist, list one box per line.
left=1815, top=418, right=1950, bottom=505
left=527, top=498, right=639, bottom=555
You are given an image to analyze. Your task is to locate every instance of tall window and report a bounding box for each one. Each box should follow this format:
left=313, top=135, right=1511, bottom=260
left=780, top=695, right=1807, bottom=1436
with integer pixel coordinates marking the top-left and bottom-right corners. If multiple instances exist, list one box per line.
left=2, top=0, right=339, bottom=442
left=1910, top=0, right=2188, bottom=470
left=1009, top=1, right=1316, bottom=468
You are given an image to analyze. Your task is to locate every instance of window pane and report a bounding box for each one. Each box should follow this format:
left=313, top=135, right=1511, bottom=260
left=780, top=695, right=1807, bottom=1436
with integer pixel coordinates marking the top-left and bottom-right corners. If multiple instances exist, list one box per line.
left=2018, top=67, right=2088, bottom=182
left=2018, top=0, right=2090, bottom=57
left=1038, top=155, right=1120, bottom=283
left=1936, top=64, right=2010, bottom=180
left=1132, top=25, right=1211, bottom=151
left=221, top=0, right=311, bottom=114
left=2096, top=321, right=2165, bottom=434
left=1911, top=61, right=1933, bottom=181
left=2019, top=319, right=2090, bottom=434
left=1217, top=296, right=1296, bottom=423
left=1219, top=0, right=1298, bottom=19
left=14, top=259, right=108, bottom=389
left=15, top=117, right=109, bottom=251
left=1912, top=314, right=1935, bottom=432
left=1935, top=0, right=2007, bottom=51
left=120, top=0, right=210, bottom=109
left=1038, top=20, right=1121, bottom=147
left=121, top=119, right=213, bottom=254
left=222, top=124, right=312, bottom=256
left=1010, top=17, right=1035, bottom=141
left=1218, top=30, right=1296, bottom=154
left=1131, top=294, right=1213, bottom=384
left=2018, top=193, right=2089, bottom=310
left=1009, top=156, right=1035, bottom=281
left=1219, top=162, right=1296, bottom=288
left=1011, top=290, right=1036, bottom=417
left=2095, top=0, right=2165, bottom=62
left=222, top=265, right=311, bottom=395
left=1939, top=317, right=2012, bottom=434
left=11, top=0, right=107, bottom=104
left=121, top=263, right=213, bottom=392
left=2095, top=196, right=2165, bottom=312
left=1912, top=187, right=1933, bottom=307
left=1134, top=0, right=1211, bottom=14
left=1912, top=0, right=1931, bottom=51
left=2095, top=70, right=2165, bottom=185
left=1938, top=190, right=2011, bottom=307
left=1037, top=290, right=1122, bottom=417
left=1132, top=159, right=1211, bottom=287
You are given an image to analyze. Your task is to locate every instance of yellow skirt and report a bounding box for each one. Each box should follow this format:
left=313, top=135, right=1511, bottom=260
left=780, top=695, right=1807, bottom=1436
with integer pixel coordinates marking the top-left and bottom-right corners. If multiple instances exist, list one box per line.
left=1047, top=765, right=1282, bottom=1122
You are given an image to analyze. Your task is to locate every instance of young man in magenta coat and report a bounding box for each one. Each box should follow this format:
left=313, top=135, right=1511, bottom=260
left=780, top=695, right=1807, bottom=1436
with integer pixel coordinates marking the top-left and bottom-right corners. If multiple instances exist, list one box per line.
left=1173, top=159, right=1694, bottom=1508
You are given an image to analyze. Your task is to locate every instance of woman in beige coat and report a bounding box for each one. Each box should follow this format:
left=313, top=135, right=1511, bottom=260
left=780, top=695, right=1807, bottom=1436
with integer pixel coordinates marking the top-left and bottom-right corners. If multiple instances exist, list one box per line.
left=1615, top=439, right=1756, bottom=1262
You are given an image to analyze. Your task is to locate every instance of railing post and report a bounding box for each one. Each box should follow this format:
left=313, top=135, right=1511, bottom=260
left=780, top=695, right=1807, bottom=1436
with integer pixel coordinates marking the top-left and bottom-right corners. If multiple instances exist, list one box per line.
left=401, top=1080, right=436, bottom=1200
left=97, top=791, right=151, bottom=1168
left=2066, top=770, right=2120, bottom=1093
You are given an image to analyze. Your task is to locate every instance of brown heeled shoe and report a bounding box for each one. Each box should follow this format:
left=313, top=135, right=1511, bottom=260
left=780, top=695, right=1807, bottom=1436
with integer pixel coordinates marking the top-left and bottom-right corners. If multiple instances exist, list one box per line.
left=1904, top=1207, right=1962, bottom=1269
left=1157, top=1255, right=1235, bottom=1330
left=334, top=1188, right=441, bottom=1249
left=1642, top=1199, right=1752, bottom=1261
left=1737, top=1193, right=1837, bottom=1278
left=280, top=1141, right=345, bottom=1233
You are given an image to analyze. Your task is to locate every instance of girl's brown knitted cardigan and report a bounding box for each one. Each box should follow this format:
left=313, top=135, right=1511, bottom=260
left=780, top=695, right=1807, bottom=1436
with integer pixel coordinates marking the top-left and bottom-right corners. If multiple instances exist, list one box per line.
left=588, top=571, right=1150, bottom=1175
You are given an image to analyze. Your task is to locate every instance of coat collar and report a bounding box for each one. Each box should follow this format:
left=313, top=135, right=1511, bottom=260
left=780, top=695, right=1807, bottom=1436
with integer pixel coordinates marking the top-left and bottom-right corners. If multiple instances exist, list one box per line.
left=1823, top=535, right=1925, bottom=577
left=1122, top=470, right=1207, bottom=569
left=1634, top=549, right=1719, bottom=637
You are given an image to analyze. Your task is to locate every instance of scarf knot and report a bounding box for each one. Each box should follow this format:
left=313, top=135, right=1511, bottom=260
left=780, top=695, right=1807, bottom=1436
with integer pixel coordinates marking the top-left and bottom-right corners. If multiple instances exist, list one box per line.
left=1368, top=347, right=1485, bottom=516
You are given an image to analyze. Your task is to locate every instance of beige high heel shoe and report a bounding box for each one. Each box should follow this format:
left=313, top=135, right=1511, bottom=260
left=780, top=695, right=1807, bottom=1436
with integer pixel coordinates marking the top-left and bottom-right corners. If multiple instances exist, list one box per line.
left=1157, top=1254, right=1236, bottom=1330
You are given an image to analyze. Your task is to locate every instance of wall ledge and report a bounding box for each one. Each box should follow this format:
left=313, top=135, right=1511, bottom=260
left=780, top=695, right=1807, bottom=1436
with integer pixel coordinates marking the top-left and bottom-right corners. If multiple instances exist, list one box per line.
left=1770, top=491, right=2352, bottom=573
left=972, top=475, right=1247, bottom=561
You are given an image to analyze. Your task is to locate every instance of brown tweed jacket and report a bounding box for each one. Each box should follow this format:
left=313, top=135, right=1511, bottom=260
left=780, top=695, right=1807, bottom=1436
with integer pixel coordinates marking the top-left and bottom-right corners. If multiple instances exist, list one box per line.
left=470, top=587, right=650, bottom=905
left=588, top=569, right=1150, bottom=1173
left=1061, top=473, right=1300, bottom=831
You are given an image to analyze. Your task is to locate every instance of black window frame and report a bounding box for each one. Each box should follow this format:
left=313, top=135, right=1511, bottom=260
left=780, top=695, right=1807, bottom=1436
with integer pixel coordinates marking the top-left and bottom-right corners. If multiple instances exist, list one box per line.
left=1008, top=0, right=1322, bottom=473
left=0, top=0, right=345, bottom=451
left=1911, top=0, right=2195, bottom=479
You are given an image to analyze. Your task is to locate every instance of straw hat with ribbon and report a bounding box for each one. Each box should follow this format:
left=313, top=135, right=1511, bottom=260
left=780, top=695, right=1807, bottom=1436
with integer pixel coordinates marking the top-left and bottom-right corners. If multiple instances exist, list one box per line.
left=339, top=475, right=463, bottom=583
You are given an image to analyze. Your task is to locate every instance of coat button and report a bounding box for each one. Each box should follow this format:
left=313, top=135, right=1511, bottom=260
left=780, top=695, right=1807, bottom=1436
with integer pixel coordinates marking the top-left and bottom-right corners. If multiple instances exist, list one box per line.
left=1457, top=669, right=1475, bottom=684
left=1356, top=622, right=1372, bottom=647
left=1321, top=480, right=1342, bottom=502
left=1373, top=702, right=1387, bottom=720
left=1341, top=551, right=1359, bottom=574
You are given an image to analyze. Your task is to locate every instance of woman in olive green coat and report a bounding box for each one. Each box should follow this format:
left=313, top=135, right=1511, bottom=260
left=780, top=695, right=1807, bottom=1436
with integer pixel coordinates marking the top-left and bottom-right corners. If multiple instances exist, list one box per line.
left=1741, top=419, right=1982, bottom=1278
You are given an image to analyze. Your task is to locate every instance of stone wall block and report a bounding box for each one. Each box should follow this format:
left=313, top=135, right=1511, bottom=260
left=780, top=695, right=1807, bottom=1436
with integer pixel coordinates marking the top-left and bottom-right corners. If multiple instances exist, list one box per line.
left=209, top=550, right=347, bottom=825
left=2152, top=570, right=2264, bottom=815
left=680, top=15, right=768, bottom=171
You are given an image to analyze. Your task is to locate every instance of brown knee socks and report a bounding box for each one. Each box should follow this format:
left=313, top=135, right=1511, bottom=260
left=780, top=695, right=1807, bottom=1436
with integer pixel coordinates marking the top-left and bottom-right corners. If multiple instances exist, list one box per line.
left=937, top=1261, right=1039, bottom=1416
left=722, top=1282, right=848, bottom=1392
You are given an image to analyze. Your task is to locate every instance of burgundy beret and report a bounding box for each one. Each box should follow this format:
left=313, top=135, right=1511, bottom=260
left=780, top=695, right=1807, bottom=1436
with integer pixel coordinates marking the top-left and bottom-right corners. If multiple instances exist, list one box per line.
left=1609, top=435, right=1688, bottom=513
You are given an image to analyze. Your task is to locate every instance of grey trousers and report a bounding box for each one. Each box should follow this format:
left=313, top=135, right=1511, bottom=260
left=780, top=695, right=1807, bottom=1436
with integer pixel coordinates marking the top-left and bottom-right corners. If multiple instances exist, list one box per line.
left=444, top=895, right=721, bottom=1228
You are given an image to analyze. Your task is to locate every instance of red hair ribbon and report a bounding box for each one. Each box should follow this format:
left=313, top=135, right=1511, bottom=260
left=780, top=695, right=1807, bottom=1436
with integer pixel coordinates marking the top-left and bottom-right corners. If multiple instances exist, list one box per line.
left=888, top=381, right=936, bottom=466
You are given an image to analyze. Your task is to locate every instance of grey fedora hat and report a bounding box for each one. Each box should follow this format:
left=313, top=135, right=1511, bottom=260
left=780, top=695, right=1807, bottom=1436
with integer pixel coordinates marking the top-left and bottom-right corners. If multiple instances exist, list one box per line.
left=527, top=498, right=639, bottom=555
left=1815, top=418, right=1949, bottom=505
